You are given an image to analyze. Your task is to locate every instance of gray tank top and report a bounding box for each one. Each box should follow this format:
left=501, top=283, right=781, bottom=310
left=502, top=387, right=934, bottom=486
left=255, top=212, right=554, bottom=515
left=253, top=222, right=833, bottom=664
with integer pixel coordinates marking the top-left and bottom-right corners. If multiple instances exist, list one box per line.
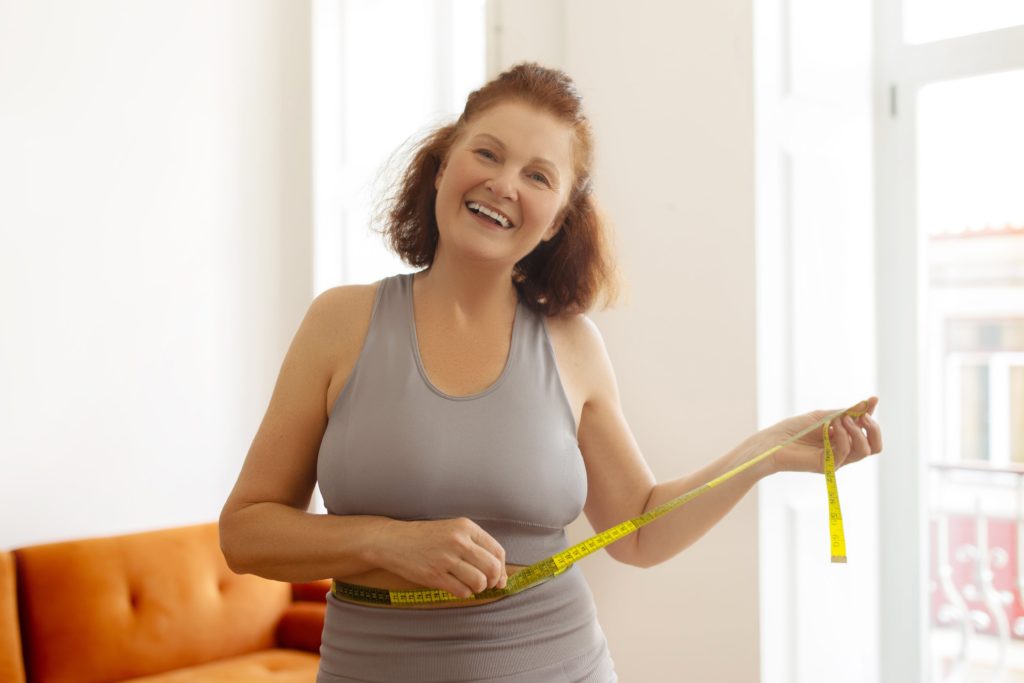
left=316, top=272, right=587, bottom=564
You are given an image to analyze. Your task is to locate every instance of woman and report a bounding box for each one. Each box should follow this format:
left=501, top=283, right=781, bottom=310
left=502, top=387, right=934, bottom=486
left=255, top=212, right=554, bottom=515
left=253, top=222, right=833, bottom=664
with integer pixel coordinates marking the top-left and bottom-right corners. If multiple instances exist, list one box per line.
left=219, top=63, right=882, bottom=683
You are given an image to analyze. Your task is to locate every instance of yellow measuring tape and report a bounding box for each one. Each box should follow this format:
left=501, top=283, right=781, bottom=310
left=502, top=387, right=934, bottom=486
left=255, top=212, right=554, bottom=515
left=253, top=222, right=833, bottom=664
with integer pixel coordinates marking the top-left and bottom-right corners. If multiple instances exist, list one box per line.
left=332, top=403, right=866, bottom=606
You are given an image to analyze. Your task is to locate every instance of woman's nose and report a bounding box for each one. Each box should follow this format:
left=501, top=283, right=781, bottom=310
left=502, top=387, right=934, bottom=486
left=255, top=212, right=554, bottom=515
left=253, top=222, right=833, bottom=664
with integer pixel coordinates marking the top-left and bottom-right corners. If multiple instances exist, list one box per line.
left=485, top=172, right=517, bottom=202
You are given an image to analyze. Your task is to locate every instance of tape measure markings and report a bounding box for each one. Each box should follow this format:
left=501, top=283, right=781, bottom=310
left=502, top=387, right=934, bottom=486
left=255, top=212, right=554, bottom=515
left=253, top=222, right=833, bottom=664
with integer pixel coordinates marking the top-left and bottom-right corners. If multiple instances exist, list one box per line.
left=824, top=422, right=847, bottom=563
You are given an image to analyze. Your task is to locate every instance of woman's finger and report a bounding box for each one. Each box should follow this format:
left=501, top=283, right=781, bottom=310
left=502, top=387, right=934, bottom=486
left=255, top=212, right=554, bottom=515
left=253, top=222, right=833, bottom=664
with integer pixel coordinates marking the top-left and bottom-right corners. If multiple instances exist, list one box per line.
left=827, top=419, right=852, bottom=468
left=864, top=395, right=879, bottom=416
left=462, top=538, right=506, bottom=589
left=467, top=525, right=507, bottom=587
left=449, top=560, right=489, bottom=597
left=842, top=415, right=871, bottom=463
left=859, top=413, right=883, bottom=453
left=469, top=525, right=507, bottom=566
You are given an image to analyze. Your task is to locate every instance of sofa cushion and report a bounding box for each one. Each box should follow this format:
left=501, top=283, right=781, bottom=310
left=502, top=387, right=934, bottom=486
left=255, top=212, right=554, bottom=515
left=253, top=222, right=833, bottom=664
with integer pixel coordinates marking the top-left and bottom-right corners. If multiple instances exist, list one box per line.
left=15, top=523, right=291, bottom=683
left=121, top=649, right=319, bottom=683
left=0, top=551, right=27, bottom=683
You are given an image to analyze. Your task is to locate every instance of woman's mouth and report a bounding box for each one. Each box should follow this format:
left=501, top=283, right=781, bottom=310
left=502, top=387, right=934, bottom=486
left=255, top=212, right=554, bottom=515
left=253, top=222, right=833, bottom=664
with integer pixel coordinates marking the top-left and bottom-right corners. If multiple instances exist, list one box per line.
left=466, top=201, right=513, bottom=229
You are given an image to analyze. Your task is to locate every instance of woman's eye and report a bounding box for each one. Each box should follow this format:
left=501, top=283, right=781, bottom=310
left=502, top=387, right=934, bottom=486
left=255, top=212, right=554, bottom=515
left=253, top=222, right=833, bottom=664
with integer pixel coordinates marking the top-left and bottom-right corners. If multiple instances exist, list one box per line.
left=475, top=149, right=497, bottom=161
left=529, top=172, right=550, bottom=186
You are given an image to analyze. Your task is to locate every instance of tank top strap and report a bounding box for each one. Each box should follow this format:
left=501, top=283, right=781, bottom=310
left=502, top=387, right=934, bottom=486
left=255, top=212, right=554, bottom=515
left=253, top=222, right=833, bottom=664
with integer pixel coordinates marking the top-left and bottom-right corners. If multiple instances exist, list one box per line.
left=372, top=272, right=415, bottom=356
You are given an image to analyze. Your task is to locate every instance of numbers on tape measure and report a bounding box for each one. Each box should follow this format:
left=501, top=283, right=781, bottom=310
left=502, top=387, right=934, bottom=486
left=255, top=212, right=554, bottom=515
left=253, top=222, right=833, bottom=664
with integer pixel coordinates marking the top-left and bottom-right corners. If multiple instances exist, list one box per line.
left=822, top=422, right=847, bottom=563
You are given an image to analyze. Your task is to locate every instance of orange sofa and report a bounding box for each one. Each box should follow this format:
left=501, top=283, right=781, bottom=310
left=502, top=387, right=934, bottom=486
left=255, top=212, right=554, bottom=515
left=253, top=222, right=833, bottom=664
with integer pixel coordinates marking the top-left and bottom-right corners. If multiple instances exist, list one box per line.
left=1, top=523, right=329, bottom=683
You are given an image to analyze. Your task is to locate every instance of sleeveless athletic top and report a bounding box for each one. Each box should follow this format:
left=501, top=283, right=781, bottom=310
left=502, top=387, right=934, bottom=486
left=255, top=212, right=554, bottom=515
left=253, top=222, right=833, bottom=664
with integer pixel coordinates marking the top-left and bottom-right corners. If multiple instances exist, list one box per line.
left=316, top=271, right=587, bottom=564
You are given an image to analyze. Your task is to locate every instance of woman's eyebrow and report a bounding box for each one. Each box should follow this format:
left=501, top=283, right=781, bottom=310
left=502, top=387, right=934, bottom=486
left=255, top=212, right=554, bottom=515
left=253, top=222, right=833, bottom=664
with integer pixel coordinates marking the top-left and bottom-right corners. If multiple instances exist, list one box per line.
left=471, top=133, right=561, bottom=178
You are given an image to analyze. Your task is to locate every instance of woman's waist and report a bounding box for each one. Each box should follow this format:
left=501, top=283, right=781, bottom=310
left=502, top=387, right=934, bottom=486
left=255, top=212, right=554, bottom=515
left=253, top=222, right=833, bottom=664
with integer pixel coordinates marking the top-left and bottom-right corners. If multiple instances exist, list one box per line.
left=319, top=566, right=606, bottom=680
left=326, top=564, right=597, bottom=624
left=332, top=563, right=529, bottom=610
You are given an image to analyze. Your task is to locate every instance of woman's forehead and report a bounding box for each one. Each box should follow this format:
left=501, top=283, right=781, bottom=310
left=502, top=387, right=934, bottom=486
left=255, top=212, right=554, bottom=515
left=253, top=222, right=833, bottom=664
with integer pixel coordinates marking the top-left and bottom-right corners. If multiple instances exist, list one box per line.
left=463, top=102, right=574, bottom=167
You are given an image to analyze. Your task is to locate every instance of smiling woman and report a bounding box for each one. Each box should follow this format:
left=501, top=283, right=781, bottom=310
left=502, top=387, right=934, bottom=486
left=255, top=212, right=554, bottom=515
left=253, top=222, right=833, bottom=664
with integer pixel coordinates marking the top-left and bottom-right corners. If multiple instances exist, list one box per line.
left=219, top=62, right=883, bottom=683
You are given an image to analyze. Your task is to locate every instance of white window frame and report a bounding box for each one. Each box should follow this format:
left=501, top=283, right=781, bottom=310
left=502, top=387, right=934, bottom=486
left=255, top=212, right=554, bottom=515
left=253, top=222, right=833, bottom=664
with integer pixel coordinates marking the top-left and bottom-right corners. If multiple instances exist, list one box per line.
left=873, top=7, right=1024, bottom=681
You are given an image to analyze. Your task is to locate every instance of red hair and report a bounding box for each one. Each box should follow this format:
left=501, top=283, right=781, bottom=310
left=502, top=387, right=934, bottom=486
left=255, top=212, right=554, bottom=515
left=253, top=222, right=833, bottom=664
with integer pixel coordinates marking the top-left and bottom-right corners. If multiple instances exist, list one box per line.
left=375, top=62, right=619, bottom=317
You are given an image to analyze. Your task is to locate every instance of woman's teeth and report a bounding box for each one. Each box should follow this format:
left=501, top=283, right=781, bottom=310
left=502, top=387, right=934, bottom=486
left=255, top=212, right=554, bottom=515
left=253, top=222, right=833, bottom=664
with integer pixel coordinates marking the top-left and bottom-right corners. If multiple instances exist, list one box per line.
left=467, top=201, right=511, bottom=228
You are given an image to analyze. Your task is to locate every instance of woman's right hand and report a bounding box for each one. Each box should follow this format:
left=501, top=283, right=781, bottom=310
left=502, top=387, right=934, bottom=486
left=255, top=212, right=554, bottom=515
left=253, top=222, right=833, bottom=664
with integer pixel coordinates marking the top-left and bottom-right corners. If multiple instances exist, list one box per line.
left=368, top=517, right=509, bottom=598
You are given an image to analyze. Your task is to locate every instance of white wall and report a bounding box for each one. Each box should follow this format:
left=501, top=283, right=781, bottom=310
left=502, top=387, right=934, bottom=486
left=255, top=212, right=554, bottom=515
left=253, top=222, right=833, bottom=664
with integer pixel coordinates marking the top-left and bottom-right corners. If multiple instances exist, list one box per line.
left=0, top=0, right=313, bottom=549
left=492, top=1, right=759, bottom=680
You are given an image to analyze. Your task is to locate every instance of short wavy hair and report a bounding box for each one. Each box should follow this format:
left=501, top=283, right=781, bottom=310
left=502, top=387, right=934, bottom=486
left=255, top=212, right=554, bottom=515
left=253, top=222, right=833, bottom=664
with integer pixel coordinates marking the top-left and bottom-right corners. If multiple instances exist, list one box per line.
left=374, top=62, right=619, bottom=317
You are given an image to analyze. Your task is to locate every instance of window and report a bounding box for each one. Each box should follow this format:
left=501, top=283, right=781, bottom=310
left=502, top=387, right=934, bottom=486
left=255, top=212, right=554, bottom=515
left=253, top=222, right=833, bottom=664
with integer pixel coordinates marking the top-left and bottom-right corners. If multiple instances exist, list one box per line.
left=875, top=4, right=1024, bottom=680
left=939, top=319, right=1024, bottom=465
left=312, top=0, right=487, bottom=294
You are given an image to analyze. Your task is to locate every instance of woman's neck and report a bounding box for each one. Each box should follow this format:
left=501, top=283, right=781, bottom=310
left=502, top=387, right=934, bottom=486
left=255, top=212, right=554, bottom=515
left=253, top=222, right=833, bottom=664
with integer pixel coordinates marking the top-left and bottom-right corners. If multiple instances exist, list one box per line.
left=413, top=255, right=518, bottom=325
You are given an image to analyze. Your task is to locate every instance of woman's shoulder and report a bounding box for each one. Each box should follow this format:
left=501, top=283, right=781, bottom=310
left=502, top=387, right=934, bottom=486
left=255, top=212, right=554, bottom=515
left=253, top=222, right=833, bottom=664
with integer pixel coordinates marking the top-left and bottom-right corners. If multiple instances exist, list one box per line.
left=310, top=280, right=387, bottom=416
left=544, top=311, right=606, bottom=356
left=313, top=280, right=382, bottom=315
left=304, top=280, right=384, bottom=363
left=544, top=312, right=609, bottom=404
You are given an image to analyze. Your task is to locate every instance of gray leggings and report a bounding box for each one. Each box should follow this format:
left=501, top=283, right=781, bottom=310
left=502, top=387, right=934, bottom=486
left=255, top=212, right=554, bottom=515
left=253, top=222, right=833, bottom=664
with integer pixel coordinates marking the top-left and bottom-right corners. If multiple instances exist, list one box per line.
left=316, top=566, right=617, bottom=683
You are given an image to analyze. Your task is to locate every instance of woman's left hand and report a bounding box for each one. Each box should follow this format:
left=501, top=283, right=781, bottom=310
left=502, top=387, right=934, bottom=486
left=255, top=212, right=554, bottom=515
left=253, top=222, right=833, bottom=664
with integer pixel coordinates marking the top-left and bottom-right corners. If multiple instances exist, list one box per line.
left=760, top=396, right=883, bottom=475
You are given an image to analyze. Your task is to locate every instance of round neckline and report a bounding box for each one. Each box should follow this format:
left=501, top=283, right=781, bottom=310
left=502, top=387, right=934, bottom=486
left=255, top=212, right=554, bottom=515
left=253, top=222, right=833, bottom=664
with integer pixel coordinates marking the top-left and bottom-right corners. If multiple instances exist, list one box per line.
left=406, top=272, right=521, bottom=401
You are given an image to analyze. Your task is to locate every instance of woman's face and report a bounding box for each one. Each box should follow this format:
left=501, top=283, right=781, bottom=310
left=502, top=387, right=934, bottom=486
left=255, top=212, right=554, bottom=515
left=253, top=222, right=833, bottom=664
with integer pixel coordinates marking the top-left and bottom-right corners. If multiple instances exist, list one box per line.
left=434, top=101, right=575, bottom=268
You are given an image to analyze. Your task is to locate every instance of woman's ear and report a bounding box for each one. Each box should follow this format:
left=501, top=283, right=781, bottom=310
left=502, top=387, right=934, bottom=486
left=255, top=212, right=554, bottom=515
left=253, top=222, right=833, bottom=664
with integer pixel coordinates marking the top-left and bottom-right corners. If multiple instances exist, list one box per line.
left=542, top=210, right=567, bottom=242
left=543, top=186, right=578, bottom=242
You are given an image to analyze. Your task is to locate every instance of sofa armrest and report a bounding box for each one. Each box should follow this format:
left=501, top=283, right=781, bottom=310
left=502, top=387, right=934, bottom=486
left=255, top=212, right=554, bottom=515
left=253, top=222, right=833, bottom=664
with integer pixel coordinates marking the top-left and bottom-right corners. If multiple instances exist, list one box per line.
left=276, top=579, right=330, bottom=652
left=275, top=602, right=326, bottom=653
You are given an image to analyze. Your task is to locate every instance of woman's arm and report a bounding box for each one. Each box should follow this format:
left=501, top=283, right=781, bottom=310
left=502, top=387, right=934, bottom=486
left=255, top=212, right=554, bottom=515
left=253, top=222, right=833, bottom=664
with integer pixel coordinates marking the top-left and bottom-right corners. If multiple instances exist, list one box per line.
left=220, top=504, right=391, bottom=583
left=626, top=404, right=879, bottom=567
left=219, top=285, right=387, bottom=582
left=572, top=316, right=881, bottom=569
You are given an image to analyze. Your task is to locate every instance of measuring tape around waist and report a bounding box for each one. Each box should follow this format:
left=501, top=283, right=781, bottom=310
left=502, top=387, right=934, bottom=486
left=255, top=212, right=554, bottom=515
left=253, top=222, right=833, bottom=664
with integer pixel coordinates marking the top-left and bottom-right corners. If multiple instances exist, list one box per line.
left=332, top=403, right=866, bottom=607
